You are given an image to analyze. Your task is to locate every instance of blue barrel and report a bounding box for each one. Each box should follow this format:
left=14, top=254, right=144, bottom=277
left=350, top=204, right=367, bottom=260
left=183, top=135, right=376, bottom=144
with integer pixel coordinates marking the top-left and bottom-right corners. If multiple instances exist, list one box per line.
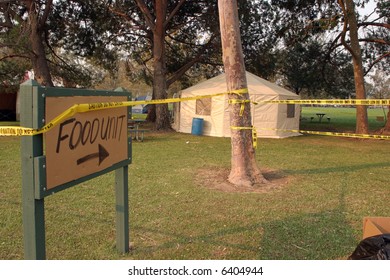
left=191, top=118, right=204, bottom=135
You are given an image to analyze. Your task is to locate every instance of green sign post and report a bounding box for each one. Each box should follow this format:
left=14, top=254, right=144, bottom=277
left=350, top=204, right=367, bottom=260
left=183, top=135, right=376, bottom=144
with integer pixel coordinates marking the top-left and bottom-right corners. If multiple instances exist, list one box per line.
left=20, top=80, right=132, bottom=259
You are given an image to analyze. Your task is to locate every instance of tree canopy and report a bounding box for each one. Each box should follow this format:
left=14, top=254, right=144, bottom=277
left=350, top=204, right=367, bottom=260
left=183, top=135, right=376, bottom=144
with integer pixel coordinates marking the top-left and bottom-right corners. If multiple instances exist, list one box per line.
left=1, top=1, right=388, bottom=104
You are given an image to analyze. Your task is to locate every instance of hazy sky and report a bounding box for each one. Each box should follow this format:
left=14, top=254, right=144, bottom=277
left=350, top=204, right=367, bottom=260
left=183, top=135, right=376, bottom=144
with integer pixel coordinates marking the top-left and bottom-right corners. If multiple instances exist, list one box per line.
left=359, top=0, right=377, bottom=17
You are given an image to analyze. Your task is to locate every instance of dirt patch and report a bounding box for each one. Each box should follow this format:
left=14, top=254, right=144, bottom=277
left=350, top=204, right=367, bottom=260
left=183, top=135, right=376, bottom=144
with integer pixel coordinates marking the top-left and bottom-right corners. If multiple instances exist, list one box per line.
left=195, top=167, right=291, bottom=193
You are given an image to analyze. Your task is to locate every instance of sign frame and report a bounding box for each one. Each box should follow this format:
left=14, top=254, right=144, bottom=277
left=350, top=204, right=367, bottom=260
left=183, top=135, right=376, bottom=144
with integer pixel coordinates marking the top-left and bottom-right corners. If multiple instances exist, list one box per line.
left=38, top=86, right=131, bottom=198
left=20, top=80, right=131, bottom=259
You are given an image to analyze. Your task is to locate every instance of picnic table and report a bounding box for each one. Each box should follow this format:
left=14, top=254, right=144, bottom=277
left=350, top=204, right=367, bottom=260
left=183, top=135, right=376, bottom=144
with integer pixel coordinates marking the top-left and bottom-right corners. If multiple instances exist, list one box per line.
left=316, top=113, right=326, bottom=123
left=128, top=119, right=148, bottom=142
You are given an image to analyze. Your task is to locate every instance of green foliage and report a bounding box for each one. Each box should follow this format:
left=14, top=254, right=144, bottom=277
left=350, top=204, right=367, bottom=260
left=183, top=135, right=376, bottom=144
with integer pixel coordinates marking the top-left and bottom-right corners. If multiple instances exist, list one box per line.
left=0, top=1, right=101, bottom=87
left=366, top=72, right=390, bottom=99
left=0, top=58, right=30, bottom=93
left=361, top=8, right=390, bottom=75
left=0, top=4, right=31, bottom=88
left=271, top=0, right=389, bottom=78
left=48, top=1, right=223, bottom=90
left=240, top=1, right=279, bottom=80
left=1, top=0, right=386, bottom=97
left=49, top=1, right=120, bottom=75
left=278, top=39, right=355, bottom=97
left=280, top=40, right=323, bottom=94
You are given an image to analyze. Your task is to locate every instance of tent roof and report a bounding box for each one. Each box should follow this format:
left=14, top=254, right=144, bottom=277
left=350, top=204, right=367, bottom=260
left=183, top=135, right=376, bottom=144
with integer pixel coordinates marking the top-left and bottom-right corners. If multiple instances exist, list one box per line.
left=181, top=71, right=298, bottom=99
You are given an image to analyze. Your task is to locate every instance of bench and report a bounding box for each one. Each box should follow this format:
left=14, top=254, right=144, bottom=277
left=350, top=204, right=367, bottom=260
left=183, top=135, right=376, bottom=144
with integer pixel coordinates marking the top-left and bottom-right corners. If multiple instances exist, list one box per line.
left=128, top=128, right=149, bottom=142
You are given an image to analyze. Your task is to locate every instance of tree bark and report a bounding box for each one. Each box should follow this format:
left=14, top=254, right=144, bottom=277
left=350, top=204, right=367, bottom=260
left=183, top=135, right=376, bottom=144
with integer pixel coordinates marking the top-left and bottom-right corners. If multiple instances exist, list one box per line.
left=135, top=0, right=171, bottom=129
left=218, top=0, right=267, bottom=187
left=25, top=0, right=54, bottom=87
left=152, top=0, right=171, bottom=130
left=339, top=0, right=368, bottom=134
left=380, top=107, right=390, bottom=135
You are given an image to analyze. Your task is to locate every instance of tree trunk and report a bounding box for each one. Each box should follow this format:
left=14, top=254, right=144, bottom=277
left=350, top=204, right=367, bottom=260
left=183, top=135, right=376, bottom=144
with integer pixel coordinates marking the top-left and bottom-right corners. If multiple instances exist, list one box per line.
left=380, top=106, right=390, bottom=135
left=151, top=1, right=171, bottom=130
left=218, top=0, right=267, bottom=187
left=146, top=104, right=156, bottom=122
left=146, top=86, right=156, bottom=122
left=27, top=1, right=54, bottom=87
left=343, top=0, right=368, bottom=134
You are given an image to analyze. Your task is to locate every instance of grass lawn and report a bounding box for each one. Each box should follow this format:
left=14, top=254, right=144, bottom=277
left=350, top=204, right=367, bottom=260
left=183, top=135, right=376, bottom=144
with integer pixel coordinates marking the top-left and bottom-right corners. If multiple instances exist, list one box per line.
left=300, top=106, right=388, bottom=132
left=1, top=118, right=389, bottom=259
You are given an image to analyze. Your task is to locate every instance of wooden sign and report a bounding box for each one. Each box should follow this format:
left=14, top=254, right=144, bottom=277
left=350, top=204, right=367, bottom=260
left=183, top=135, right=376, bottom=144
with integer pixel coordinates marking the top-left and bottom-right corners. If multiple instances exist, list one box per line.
left=45, top=95, right=129, bottom=190
left=20, top=81, right=130, bottom=259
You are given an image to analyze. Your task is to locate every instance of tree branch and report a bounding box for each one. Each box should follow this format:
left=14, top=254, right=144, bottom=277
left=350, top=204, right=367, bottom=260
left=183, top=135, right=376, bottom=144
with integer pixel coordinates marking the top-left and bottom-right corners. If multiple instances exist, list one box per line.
left=337, top=0, right=357, bottom=59
left=0, top=54, right=30, bottom=61
left=164, top=0, right=186, bottom=28
left=108, top=6, right=147, bottom=30
left=0, top=4, right=13, bottom=28
left=38, top=0, right=52, bottom=29
left=167, top=56, right=200, bottom=87
left=134, top=0, right=155, bottom=30
left=359, top=21, right=390, bottom=30
left=167, top=35, right=218, bottom=86
left=0, top=3, right=24, bottom=26
left=359, top=38, right=389, bottom=45
left=330, top=36, right=390, bottom=51
left=364, top=52, right=390, bottom=75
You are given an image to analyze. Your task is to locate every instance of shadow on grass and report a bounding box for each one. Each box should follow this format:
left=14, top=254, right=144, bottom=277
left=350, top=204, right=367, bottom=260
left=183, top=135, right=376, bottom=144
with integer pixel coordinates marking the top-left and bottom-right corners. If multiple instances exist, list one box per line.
left=131, top=207, right=356, bottom=260
left=129, top=180, right=358, bottom=260
left=259, top=209, right=356, bottom=259
left=260, top=180, right=356, bottom=259
left=284, top=161, right=390, bottom=175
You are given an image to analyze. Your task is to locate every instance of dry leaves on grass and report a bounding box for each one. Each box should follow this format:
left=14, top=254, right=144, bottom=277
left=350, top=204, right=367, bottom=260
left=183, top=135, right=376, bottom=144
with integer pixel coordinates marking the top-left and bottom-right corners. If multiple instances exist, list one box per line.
left=195, top=167, right=291, bottom=193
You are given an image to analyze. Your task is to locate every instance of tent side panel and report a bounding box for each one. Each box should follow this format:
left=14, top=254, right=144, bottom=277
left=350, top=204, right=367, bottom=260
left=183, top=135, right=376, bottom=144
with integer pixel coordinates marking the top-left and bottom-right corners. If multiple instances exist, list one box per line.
left=275, top=101, right=301, bottom=138
left=178, top=98, right=196, bottom=134
left=252, top=95, right=279, bottom=137
left=178, top=93, right=226, bottom=137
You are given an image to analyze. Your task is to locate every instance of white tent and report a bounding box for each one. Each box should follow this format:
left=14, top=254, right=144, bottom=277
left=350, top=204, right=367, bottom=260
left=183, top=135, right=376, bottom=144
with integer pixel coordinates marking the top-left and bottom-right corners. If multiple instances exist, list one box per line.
left=173, top=71, right=301, bottom=138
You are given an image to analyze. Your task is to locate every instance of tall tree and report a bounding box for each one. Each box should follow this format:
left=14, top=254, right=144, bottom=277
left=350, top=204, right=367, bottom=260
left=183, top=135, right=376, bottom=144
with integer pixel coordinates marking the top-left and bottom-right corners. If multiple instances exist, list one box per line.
left=272, top=0, right=389, bottom=134
left=218, top=0, right=267, bottom=187
left=337, top=0, right=368, bottom=134
left=1, top=0, right=102, bottom=88
left=134, top=0, right=172, bottom=129
left=0, top=0, right=54, bottom=86
left=103, top=1, right=221, bottom=130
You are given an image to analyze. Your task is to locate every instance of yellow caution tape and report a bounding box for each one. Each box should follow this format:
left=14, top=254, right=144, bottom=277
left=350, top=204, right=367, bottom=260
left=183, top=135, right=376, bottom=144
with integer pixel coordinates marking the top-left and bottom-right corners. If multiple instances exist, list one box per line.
left=257, top=99, right=390, bottom=105
left=0, top=88, right=248, bottom=137
left=228, top=88, right=249, bottom=95
left=1, top=85, right=389, bottom=139
left=228, top=99, right=255, bottom=116
left=0, top=126, right=35, bottom=136
left=259, top=128, right=390, bottom=140
left=230, top=126, right=257, bottom=148
left=252, top=127, right=258, bottom=148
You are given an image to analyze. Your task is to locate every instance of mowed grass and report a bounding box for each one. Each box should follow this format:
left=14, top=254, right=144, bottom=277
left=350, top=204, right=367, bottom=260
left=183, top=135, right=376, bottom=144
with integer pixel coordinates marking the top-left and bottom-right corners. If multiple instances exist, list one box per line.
left=1, top=118, right=389, bottom=260
left=301, top=106, right=388, bottom=132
